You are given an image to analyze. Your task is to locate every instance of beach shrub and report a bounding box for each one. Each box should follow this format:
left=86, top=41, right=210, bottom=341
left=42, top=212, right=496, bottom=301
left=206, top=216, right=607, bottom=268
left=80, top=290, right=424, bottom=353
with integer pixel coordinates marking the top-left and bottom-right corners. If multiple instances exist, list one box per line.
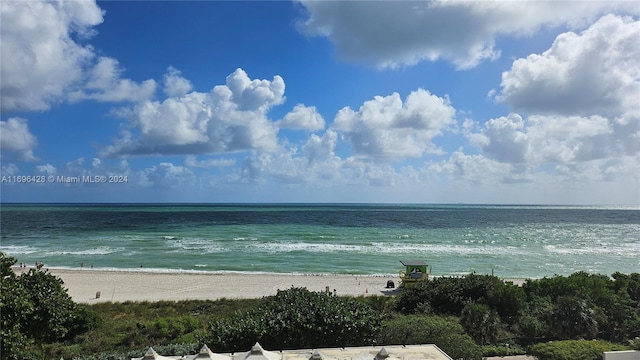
left=0, top=252, right=97, bottom=360
left=460, top=303, right=502, bottom=345
left=1, top=254, right=31, bottom=360
left=481, top=344, right=526, bottom=357
left=376, top=315, right=483, bottom=360
left=515, top=295, right=554, bottom=344
left=200, top=287, right=383, bottom=352
left=395, top=273, right=524, bottom=319
left=520, top=272, right=640, bottom=342
left=528, top=339, right=630, bottom=360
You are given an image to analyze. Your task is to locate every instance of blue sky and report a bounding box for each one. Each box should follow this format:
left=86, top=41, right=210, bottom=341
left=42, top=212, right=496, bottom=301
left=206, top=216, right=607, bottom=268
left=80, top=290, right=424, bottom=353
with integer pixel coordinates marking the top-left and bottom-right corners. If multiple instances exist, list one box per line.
left=1, top=0, right=639, bottom=204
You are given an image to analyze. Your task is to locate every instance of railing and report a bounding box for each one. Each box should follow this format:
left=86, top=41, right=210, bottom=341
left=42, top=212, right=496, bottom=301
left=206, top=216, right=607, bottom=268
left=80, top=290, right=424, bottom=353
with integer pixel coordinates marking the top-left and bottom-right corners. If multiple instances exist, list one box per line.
left=399, top=270, right=427, bottom=282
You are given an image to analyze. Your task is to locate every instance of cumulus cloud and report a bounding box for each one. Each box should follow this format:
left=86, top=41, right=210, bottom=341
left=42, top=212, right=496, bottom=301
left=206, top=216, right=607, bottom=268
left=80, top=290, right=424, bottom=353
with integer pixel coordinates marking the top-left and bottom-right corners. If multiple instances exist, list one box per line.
left=302, top=130, right=338, bottom=164
left=278, top=104, right=325, bottom=131
left=429, top=149, right=518, bottom=185
left=467, top=112, right=636, bottom=166
left=332, top=89, right=455, bottom=159
left=0, top=0, right=154, bottom=112
left=101, top=68, right=285, bottom=157
left=296, top=1, right=638, bottom=70
left=163, top=67, right=193, bottom=98
left=495, top=14, right=640, bottom=117
left=225, top=68, right=285, bottom=111
left=69, top=57, right=157, bottom=103
left=0, top=118, right=38, bottom=161
left=235, top=141, right=398, bottom=188
left=137, top=162, right=195, bottom=188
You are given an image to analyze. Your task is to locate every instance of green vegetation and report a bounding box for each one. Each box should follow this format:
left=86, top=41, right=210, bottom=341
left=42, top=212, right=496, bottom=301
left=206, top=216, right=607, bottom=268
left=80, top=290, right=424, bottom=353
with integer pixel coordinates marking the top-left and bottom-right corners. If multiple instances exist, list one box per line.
left=396, top=271, right=640, bottom=346
left=377, top=315, right=483, bottom=360
left=2, top=251, right=638, bottom=360
left=529, top=340, right=630, bottom=360
left=199, top=287, right=382, bottom=351
left=1, top=253, right=99, bottom=360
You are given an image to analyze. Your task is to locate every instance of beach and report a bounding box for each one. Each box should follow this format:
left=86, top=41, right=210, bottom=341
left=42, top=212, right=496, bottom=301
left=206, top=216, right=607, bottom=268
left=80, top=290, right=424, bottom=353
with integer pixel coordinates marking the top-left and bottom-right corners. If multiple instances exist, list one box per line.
left=14, top=267, right=399, bottom=303
left=14, top=267, right=529, bottom=303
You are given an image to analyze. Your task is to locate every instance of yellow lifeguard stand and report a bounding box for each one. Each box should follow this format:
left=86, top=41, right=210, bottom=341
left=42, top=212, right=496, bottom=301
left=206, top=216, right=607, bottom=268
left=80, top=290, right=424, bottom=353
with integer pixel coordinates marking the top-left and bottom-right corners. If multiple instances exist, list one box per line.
left=399, top=260, right=429, bottom=287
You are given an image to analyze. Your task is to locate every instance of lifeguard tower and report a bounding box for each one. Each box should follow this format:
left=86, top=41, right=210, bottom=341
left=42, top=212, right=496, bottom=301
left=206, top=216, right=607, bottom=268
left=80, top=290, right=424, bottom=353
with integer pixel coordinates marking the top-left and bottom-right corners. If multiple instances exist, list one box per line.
left=399, top=260, right=429, bottom=287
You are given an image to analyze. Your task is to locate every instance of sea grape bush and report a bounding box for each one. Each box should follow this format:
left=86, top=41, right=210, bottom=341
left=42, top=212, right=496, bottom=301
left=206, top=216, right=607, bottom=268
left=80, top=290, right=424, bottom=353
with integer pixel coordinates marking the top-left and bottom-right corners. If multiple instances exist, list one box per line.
left=395, top=273, right=524, bottom=322
left=199, top=287, right=383, bottom=352
left=0, top=253, right=98, bottom=360
left=376, top=315, right=483, bottom=360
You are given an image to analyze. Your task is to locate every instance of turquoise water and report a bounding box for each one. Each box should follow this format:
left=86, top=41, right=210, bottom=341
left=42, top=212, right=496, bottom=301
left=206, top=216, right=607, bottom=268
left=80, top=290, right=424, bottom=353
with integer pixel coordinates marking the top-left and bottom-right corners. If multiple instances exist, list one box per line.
left=1, top=204, right=638, bottom=278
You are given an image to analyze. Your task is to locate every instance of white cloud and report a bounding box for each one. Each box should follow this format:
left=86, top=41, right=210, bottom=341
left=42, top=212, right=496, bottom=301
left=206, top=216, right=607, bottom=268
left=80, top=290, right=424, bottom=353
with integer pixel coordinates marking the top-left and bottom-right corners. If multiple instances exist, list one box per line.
left=467, top=112, right=636, bottom=166
left=163, top=67, right=193, bottom=98
left=137, top=162, right=195, bottom=188
left=0, top=118, right=38, bottom=161
left=302, top=130, right=338, bottom=164
left=467, top=114, right=529, bottom=164
left=0, top=0, right=154, bottom=112
left=1, top=163, right=19, bottom=176
left=70, top=57, right=157, bottom=103
left=278, top=104, right=325, bottom=131
left=36, top=163, right=57, bottom=175
left=332, top=89, right=455, bottom=159
left=496, top=14, right=640, bottom=117
left=225, top=68, right=285, bottom=111
left=185, top=155, right=235, bottom=168
left=101, top=68, right=285, bottom=157
left=0, top=0, right=101, bottom=111
left=429, top=149, right=517, bottom=185
left=297, top=1, right=638, bottom=70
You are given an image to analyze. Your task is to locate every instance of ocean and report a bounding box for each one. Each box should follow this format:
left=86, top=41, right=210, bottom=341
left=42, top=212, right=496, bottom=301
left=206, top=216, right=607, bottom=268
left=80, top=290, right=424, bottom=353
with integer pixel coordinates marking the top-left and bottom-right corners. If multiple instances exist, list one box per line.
left=1, top=204, right=638, bottom=278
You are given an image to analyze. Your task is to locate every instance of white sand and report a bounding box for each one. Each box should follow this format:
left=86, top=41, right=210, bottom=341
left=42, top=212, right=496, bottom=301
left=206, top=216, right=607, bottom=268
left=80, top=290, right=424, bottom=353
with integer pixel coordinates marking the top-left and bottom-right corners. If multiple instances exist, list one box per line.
left=16, top=268, right=400, bottom=303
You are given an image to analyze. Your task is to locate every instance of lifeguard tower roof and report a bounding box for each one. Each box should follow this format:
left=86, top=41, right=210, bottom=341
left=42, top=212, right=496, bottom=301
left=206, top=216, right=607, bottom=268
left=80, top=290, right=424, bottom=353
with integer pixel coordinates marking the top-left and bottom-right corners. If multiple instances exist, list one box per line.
left=400, top=260, right=427, bottom=267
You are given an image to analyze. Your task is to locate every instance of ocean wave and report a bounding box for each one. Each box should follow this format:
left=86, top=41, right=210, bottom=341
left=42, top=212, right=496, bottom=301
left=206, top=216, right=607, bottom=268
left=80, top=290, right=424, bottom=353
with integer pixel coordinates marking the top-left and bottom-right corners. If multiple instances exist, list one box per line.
left=544, top=243, right=640, bottom=256
left=48, top=247, right=122, bottom=256
left=252, top=242, right=365, bottom=253
left=165, top=237, right=224, bottom=253
left=374, top=243, right=525, bottom=256
left=248, top=241, right=526, bottom=256
left=0, top=245, right=39, bottom=255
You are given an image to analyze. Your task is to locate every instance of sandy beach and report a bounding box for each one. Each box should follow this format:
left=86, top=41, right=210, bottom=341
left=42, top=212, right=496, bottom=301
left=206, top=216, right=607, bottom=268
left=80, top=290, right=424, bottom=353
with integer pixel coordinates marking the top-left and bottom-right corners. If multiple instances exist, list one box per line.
left=14, top=267, right=400, bottom=303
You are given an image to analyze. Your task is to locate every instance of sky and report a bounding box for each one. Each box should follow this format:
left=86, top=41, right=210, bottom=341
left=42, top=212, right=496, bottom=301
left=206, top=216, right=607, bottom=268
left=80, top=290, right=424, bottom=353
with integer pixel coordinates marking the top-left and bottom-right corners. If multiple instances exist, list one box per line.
left=1, top=0, right=639, bottom=204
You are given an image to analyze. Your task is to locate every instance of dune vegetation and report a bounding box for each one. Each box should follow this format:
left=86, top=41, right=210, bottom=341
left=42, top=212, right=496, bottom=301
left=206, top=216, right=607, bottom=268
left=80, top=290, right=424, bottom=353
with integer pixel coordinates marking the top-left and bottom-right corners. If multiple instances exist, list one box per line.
left=2, top=252, right=639, bottom=360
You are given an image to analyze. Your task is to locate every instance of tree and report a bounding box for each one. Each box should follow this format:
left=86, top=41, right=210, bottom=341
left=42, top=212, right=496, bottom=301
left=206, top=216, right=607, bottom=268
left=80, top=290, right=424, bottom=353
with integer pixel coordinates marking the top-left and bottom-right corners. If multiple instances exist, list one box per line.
left=550, top=296, right=600, bottom=340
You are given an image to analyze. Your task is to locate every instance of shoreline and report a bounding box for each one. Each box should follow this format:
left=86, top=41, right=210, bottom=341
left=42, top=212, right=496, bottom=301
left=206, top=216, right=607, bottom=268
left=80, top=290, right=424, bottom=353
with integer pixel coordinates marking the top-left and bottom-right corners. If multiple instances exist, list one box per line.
left=13, top=266, right=527, bottom=303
